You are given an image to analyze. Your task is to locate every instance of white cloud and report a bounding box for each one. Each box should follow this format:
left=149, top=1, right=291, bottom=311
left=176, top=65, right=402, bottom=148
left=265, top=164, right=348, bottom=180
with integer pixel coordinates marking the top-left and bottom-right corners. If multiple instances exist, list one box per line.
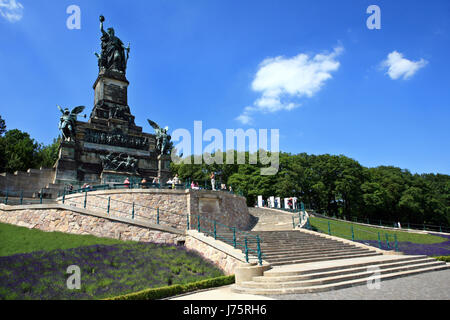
left=0, top=0, right=24, bottom=22
left=237, top=46, right=343, bottom=124
left=381, top=51, right=428, bottom=80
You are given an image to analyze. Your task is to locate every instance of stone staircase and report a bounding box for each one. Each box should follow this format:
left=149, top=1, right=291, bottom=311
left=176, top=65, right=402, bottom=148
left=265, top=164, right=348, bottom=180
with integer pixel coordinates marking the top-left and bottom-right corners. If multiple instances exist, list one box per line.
left=228, top=208, right=450, bottom=295
left=232, top=254, right=449, bottom=295
left=224, top=230, right=381, bottom=266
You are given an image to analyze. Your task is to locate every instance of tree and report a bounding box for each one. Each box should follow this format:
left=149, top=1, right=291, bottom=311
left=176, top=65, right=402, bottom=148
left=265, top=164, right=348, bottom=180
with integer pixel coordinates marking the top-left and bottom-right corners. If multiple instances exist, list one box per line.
left=1, top=129, right=41, bottom=173
left=0, top=115, right=6, bottom=136
left=36, top=137, right=61, bottom=169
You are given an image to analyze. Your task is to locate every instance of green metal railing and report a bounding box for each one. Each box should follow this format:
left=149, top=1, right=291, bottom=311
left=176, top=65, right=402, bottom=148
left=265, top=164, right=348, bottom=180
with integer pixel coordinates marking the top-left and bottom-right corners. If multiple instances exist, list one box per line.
left=300, top=216, right=400, bottom=252
left=59, top=191, right=264, bottom=265
left=193, top=214, right=264, bottom=265
left=281, top=205, right=449, bottom=234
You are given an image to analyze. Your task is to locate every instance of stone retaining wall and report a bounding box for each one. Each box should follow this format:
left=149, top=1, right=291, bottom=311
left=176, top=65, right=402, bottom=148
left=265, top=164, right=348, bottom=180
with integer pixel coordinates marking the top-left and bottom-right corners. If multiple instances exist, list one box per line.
left=0, top=205, right=184, bottom=244
left=60, top=189, right=252, bottom=231
left=185, top=233, right=243, bottom=275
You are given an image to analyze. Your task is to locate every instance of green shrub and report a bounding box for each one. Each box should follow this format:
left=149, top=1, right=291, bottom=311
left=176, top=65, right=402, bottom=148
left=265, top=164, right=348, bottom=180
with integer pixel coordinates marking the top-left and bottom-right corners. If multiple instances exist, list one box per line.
left=106, top=275, right=235, bottom=300
left=434, top=256, right=450, bottom=262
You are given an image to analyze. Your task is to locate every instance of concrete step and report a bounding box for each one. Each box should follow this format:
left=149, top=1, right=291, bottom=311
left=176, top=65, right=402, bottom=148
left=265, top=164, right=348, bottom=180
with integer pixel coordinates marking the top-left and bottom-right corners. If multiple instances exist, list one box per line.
left=232, top=264, right=450, bottom=295
left=252, top=257, right=437, bottom=282
left=267, top=250, right=377, bottom=264
left=263, top=246, right=371, bottom=256
left=260, top=244, right=357, bottom=251
left=263, top=248, right=373, bottom=260
left=264, top=255, right=431, bottom=277
left=269, top=252, right=382, bottom=266
left=243, top=261, right=447, bottom=289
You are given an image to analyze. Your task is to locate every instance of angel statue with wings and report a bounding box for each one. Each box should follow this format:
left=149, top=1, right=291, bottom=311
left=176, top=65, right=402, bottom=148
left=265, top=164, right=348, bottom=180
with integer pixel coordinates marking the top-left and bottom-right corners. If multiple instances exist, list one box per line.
left=58, top=105, right=85, bottom=142
left=147, top=119, right=173, bottom=156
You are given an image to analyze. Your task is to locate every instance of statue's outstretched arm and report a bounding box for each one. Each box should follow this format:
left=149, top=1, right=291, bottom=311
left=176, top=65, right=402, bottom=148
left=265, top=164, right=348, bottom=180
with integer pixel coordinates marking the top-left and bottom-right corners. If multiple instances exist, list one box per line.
left=100, top=16, right=107, bottom=36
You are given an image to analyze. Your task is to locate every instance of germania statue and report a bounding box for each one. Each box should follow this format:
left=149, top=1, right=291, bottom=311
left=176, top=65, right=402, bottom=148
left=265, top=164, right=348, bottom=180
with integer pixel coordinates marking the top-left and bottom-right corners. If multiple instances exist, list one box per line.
left=95, top=15, right=130, bottom=73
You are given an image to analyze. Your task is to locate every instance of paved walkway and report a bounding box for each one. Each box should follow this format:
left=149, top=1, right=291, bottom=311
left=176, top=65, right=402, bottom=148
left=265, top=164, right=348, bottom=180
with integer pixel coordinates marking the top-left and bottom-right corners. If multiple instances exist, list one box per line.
left=171, top=269, right=450, bottom=300
left=169, top=285, right=274, bottom=300
left=268, top=268, right=450, bottom=300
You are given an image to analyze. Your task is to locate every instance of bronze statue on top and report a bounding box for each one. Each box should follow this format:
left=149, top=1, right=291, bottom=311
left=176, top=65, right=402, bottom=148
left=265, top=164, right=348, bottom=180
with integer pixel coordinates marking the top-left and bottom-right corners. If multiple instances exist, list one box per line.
left=95, top=15, right=130, bottom=73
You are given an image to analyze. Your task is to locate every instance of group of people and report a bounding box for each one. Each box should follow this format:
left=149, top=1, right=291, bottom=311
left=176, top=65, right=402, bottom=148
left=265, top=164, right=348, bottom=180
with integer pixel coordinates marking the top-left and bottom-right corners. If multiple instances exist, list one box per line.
left=122, top=175, right=180, bottom=189
left=71, top=172, right=232, bottom=192
left=188, top=173, right=232, bottom=192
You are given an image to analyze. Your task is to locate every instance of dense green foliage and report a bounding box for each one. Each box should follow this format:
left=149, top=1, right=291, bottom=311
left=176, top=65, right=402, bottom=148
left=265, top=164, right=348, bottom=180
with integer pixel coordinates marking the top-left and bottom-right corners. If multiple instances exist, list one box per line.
left=106, top=275, right=235, bottom=300
left=172, top=152, right=450, bottom=226
left=0, top=115, right=60, bottom=173
left=0, top=222, right=131, bottom=257
left=434, top=256, right=450, bottom=262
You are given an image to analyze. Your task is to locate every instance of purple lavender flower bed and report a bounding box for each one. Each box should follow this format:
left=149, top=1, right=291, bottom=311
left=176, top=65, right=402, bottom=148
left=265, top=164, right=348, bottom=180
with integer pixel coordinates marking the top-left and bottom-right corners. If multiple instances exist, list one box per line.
left=0, top=243, right=223, bottom=300
left=357, top=233, right=450, bottom=256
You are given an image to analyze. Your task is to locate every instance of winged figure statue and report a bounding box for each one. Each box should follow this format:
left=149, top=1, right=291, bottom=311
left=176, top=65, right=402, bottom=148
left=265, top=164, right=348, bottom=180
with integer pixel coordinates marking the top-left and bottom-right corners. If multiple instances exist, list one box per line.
left=147, top=119, right=173, bottom=156
left=58, top=105, right=85, bottom=141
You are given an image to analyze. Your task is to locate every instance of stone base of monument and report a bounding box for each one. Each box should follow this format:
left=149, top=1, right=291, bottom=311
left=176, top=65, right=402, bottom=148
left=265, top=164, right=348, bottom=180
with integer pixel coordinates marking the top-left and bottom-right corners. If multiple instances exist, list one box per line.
left=100, top=170, right=141, bottom=185
left=157, top=155, right=172, bottom=184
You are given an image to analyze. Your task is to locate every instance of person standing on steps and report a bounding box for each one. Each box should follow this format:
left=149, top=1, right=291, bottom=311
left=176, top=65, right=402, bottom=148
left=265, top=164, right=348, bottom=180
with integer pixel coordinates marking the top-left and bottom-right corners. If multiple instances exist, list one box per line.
left=210, top=172, right=216, bottom=191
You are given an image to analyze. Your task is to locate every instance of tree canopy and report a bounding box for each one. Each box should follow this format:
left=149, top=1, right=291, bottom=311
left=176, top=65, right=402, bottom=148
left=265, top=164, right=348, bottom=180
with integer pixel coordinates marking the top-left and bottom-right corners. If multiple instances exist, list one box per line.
left=171, top=151, right=450, bottom=227
left=0, top=116, right=60, bottom=174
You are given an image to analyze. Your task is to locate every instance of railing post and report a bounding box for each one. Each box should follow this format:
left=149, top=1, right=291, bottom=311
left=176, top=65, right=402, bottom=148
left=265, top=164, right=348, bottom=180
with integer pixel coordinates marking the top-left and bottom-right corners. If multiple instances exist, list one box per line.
left=233, top=227, right=237, bottom=249
left=20, top=191, right=23, bottom=205
left=351, top=225, right=354, bottom=241
left=379, top=220, right=382, bottom=227
left=394, top=234, right=399, bottom=252
left=83, top=191, right=87, bottom=208
left=378, top=232, right=382, bottom=249
left=186, top=214, right=190, bottom=230
left=107, top=197, right=110, bottom=215
left=292, top=216, right=295, bottom=229
left=4, top=190, right=8, bottom=205
left=132, top=202, right=135, bottom=219
left=328, top=221, right=331, bottom=235
left=40, top=189, right=43, bottom=204
left=62, top=191, right=65, bottom=205
left=244, top=237, right=249, bottom=263
left=214, top=221, right=217, bottom=240
left=157, top=207, right=160, bottom=224
left=197, top=215, right=200, bottom=232
left=257, top=235, right=262, bottom=266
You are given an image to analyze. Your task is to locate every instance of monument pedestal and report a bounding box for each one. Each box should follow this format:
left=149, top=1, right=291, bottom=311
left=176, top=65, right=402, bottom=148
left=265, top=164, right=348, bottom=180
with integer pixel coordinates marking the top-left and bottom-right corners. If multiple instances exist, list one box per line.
left=101, top=170, right=141, bottom=185
left=158, top=155, right=172, bottom=184
left=54, top=141, right=79, bottom=185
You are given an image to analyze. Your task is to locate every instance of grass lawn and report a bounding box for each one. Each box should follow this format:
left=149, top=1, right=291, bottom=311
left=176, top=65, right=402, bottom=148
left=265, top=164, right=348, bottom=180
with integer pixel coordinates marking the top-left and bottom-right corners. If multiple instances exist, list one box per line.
left=309, top=216, right=446, bottom=244
left=0, top=222, right=132, bottom=257
left=0, top=223, right=225, bottom=300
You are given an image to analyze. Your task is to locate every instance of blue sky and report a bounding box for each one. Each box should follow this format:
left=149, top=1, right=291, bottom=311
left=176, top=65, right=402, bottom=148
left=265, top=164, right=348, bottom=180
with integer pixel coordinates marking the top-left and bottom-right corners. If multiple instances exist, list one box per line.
left=0, top=0, right=449, bottom=174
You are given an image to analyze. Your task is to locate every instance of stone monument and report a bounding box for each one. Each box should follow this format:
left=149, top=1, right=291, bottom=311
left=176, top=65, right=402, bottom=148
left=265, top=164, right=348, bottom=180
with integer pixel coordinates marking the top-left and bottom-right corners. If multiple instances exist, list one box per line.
left=53, top=15, right=173, bottom=187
